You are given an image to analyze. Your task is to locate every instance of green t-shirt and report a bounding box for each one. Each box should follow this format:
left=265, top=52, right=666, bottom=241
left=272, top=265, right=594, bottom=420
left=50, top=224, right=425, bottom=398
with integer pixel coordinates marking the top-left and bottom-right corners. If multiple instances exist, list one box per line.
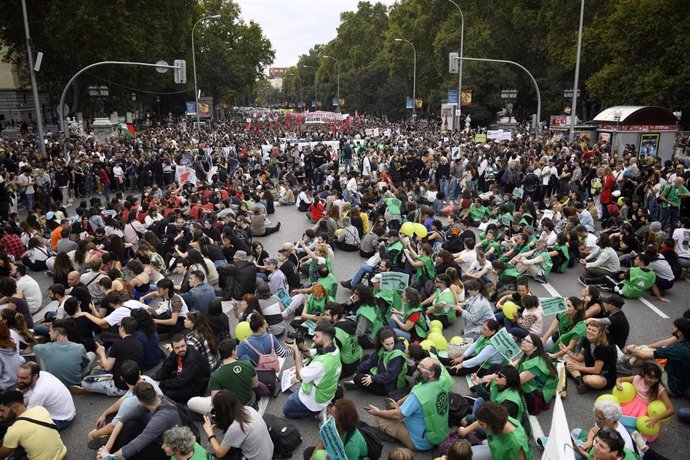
left=621, top=267, right=656, bottom=298
left=487, top=417, right=534, bottom=460
left=172, top=443, right=212, bottom=460
left=209, top=359, right=257, bottom=405
left=470, top=203, right=488, bottom=222
left=318, top=273, right=339, bottom=299
left=481, top=239, right=502, bottom=257
left=313, top=428, right=369, bottom=460
left=660, top=184, right=689, bottom=208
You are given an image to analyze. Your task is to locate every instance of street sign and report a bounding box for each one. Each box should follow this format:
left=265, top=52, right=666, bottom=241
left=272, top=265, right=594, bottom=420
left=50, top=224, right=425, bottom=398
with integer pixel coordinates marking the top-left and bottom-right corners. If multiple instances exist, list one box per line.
left=540, top=296, right=568, bottom=316
left=448, top=90, right=459, bottom=105
left=173, top=59, right=186, bottom=84
left=490, top=328, right=522, bottom=362
left=155, top=60, right=169, bottom=74
left=406, top=98, right=414, bottom=109
left=449, top=52, right=459, bottom=73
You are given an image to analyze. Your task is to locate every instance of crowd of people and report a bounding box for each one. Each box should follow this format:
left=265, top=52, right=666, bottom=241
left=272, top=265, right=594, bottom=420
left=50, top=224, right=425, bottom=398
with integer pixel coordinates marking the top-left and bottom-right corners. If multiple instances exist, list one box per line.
left=0, top=111, right=688, bottom=460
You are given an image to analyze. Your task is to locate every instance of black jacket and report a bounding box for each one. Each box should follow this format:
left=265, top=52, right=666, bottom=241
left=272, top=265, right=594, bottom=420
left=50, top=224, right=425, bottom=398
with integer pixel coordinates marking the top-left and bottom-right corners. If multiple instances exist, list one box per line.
left=218, top=260, right=257, bottom=300
left=154, top=346, right=210, bottom=396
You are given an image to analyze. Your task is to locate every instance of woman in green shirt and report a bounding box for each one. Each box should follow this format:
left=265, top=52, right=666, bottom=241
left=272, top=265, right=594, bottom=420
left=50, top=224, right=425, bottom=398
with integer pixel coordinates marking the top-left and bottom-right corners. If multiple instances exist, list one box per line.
left=422, top=273, right=457, bottom=328
left=541, top=296, right=587, bottom=359
left=163, top=426, right=210, bottom=460
left=307, top=399, right=370, bottom=460
left=515, top=334, right=559, bottom=414
left=404, top=243, right=436, bottom=286
left=471, top=402, right=533, bottom=460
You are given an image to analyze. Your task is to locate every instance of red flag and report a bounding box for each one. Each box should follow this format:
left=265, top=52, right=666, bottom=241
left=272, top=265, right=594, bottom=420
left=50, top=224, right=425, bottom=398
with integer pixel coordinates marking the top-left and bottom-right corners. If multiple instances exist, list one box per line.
left=354, top=110, right=361, bottom=122
left=245, top=121, right=252, bottom=132
left=126, top=123, right=136, bottom=137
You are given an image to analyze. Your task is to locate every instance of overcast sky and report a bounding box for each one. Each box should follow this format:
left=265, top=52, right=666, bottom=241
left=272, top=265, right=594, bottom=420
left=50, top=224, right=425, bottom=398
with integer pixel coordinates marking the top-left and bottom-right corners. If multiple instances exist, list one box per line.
left=236, top=0, right=397, bottom=68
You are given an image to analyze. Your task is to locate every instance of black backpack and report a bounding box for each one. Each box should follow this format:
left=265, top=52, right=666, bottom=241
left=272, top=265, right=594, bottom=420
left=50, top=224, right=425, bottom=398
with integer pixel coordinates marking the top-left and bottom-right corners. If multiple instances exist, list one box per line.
left=263, top=413, right=302, bottom=459
left=356, top=421, right=383, bottom=460
left=173, top=400, right=201, bottom=442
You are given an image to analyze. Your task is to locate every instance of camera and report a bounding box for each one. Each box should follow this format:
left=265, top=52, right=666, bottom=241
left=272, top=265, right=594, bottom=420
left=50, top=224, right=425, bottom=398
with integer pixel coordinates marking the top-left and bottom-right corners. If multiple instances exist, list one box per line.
left=287, top=329, right=306, bottom=346
left=206, top=410, right=216, bottom=424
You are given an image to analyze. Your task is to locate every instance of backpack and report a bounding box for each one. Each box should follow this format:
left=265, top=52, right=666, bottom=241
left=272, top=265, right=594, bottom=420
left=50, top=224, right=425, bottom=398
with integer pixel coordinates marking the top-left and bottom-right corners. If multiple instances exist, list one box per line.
left=356, top=421, right=383, bottom=460
left=447, top=392, right=472, bottom=427
left=244, top=335, right=281, bottom=372
left=263, top=413, right=302, bottom=459
left=173, top=400, right=201, bottom=442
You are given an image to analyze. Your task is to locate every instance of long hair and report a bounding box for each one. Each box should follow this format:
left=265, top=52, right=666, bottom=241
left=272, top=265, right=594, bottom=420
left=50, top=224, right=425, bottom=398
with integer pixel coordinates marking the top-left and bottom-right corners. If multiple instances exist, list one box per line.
left=212, top=390, right=250, bottom=432
left=186, top=311, right=219, bottom=355
left=241, top=293, right=261, bottom=320
left=0, top=309, right=35, bottom=346
left=640, top=363, right=662, bottom=400
left=520, top=333, right=557, bottom=378
left=0, top=320, right=16, bottom=350
left=52, top=252, right=75, bottom=276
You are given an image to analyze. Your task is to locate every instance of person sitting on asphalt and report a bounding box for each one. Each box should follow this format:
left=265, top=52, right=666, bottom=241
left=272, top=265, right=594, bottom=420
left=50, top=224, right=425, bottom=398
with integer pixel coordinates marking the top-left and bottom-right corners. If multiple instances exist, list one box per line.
left=510, top=238, right=552, bottom=284
left=341, top=230, right=405, bottom=289
left=421, top=273, right=457, bottom=328
left=236, top=312, right=293, bottom=368
left=570, top=399, right=635, bottom=457
left=177, top=270, right=216, bottom=316
left=349, top=327, right=408, bottom=396
left=304, top=399, right=369, bottom=460
left=579, top=233, right=621, bottom=279
left=469, top=402, right=532, bottom=460
left=153, top=333, right=210, bottom=404
left=283, top=322, right=342, bottom=419
left=0, top=389, right=67, bottom=460
left=324, top=303, right=363, bottom=378
left=15, top=362, right=76, bottom=431
left=564, top=321, right=618, bottom=394
left=581, top=253, right=657, bottom=299
left=443, top=319, right=504, bottom=377
left=366, top=357, right=449, bottom=451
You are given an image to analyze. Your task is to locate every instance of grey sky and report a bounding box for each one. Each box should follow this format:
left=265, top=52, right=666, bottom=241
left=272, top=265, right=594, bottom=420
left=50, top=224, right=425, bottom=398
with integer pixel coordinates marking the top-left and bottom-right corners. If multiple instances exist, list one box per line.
left=236, top=0, right=397, bottom=68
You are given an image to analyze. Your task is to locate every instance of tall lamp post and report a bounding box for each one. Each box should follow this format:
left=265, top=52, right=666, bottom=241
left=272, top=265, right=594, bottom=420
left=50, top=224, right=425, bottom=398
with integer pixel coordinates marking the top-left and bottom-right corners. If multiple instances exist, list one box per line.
left=394, top=38, right=416, bottom=116
left=192, top=14, right=221, bottom=127
left=20, top=0, right=46, bottom=157
left=302, top=65, right=317, bottom=110
left=322, top=55, right=340, bottom=113
left=569, top=0, right=585, bottom=142
left=445, top=0, right=464, bottom=128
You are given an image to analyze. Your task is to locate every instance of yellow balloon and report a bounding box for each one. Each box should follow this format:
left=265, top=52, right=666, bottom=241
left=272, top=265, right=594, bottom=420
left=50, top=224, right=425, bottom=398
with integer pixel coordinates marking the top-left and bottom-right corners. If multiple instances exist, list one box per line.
left=401, top=221, right=416, bottom=236
left=647, top=400, right=667, bottom=418
left=419, top=340, right=434, bottom=351
left=450, top=336, right=463, bottom=345
left=502, top=301, right=518, bottom=321
left=430, top=320, right=443, bottom=333
left=235, top=321, right=252, bottom=342
left=613, top=382, right=636, bottom=404
left=401, top=338, right=409, bottom=351
left=414, top=223, right=428, bottom=238
left=596, top=394, right=619, bottom=405
left=636, top=416, right=660, bottom=437
left=428, top=331, right=449, bottom=351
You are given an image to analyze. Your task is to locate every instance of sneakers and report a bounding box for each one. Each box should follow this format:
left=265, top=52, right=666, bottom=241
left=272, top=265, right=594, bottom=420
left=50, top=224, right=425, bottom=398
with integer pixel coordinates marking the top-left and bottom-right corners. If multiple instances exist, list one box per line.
left=69, top=385, right=89, bottom=395
left=535, top=274, right=547, bottom=284
left=343, top=380, right=357, bottom=390
left=578, top=275, right=590, bottom=287
left=577, top=382, right=590, bottom=394
left=340, top=280, right=352, bottom=289
left=681, top=268, right=688, bottom=280
left=87, top=436, right=108, bottom=450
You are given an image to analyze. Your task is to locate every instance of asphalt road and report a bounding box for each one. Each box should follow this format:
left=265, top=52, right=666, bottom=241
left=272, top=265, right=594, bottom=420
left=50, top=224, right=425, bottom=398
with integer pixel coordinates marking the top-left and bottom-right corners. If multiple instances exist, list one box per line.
left=29, top=202, right=689, bottom=460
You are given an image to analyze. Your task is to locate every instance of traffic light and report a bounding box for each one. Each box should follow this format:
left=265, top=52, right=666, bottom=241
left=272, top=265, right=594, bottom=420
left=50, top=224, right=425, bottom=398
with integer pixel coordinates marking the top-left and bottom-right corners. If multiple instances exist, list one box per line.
left=174, top=59, right=186, bottom=84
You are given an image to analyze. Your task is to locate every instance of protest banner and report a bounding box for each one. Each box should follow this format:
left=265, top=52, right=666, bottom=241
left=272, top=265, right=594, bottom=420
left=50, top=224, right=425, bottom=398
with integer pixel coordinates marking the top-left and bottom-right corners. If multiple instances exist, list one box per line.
left=512, top=187, right=524, bottom=198
left=540, top=296, right=568, bottom=316
left=543, top=394, right=575, bottom=460
left=380, top=272, right=409, bottom=292
left=320, top=416, right=348, bottom=460
left=490, top=328, right=522, bottom=362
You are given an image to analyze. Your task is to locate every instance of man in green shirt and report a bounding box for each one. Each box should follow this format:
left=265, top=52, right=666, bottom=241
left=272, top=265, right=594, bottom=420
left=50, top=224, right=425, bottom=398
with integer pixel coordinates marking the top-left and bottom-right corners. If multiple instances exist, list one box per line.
left=659, top=177, right=690, bottom=233
left=188, top=338, right=257, bottom=415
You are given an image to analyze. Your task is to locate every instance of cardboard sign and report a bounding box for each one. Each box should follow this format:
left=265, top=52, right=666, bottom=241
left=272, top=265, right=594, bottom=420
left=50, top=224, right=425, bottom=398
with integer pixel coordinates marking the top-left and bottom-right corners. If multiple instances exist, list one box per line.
left=540, top=296, right=568, bottom=316
left=281, top=367, right=296, bottom=393
left=512, top=187, right=524, bottom=198
left=380, top=272, right=409, bottom=292
left=320, top=416, right=348, bottom=460
left=475, top=133, right=487, bottom=143
left=490, top=328, right=522, bottom=362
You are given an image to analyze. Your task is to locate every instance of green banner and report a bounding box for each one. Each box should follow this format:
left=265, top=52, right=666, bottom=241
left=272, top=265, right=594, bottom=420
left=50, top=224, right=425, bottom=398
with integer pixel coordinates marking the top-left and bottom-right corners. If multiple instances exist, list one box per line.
left=380, top=272, right=409, bottom=292
left=540, top=296, right=568, bottom=316
left=320, top=416, right=347, bottom=460
left=512, top=187, right=524, bottom=198
left=490, top=328, right=522, bottom=362
left=475, top=133, right=487, bottom=143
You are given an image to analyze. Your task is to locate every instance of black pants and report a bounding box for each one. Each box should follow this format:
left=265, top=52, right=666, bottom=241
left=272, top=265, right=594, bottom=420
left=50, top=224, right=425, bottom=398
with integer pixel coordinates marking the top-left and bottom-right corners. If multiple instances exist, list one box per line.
left=340, top=360, right=359, bottom=379
left=22, top=258, right=48, bottom=271
left=354, top=372, right=389, bottom=396
left=162, top=385, right=201, bottom=404
left=334, top=240, right=359, bottom=252
left=111, top=419, right=167, bottom=460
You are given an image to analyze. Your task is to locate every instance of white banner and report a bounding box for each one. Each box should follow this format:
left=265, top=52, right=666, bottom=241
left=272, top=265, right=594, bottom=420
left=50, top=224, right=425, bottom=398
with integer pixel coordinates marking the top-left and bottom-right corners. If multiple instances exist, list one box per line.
left=487, top=130, right=513, bottom=141
left=543, top=394, right=575, bottom=460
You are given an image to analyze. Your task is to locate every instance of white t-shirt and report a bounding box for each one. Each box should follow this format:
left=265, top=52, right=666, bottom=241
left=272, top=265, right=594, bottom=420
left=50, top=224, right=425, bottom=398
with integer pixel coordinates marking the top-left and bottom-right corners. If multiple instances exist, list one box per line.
left=457, top=249, right=477, bottom=274
left=27, top=371, right=76, bottom=422
left=17, top=275, right=42, bottom=314
left=584, top=233, right=599, bottom=253
left=468, top=259, right=492, bottom=276
left=104, top=300, right=148, bottom=326
left=672, top=228, right=690, bottom=258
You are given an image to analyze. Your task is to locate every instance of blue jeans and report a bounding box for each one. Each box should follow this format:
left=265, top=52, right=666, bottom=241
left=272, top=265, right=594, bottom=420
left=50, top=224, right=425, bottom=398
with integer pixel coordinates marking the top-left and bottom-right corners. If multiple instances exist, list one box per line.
left=389, top=317, right=411, bottom=341
left=23, top=192, right=34, bottom=211
left=660, top=206, right=680, bottom=233
left=352, top=262, right=375, bottom=285
left=54, top=418, right=74, bottom=431
left=283, top=392, right=318, bottom=419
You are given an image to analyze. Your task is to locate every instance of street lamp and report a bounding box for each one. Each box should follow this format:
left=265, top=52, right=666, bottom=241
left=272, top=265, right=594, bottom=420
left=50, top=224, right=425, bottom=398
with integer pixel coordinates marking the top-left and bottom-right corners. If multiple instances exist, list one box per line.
left=322, top=55, right=340, bottom=113
left=444, top=0, right=465, bottom=127
left=569, top=0, right=585, bottom=142
left=192, top=14, right=221, bottom=128
left=302, top=65, right=317, bottom=110
left=394, top=38, right=416, bottom=115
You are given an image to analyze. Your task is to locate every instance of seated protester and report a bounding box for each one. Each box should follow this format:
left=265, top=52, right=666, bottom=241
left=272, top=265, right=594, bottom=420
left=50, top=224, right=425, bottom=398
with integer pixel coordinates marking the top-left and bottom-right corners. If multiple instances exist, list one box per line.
left=350, top=328, right=407, bottom=396
left=304, top=399, right=369, bottom=460
left=542, top=296, right=587, bottom=359
left=277, top=248, right=301, bottom=291
left=479, top=229, right=503, bottom=261
left=335, top=216, right=361, bottom=252
left=254, top=281, right=286, bottom=337
left=130, top=308, right=164, bottom=370
left=283, top=322, right=342, bottom=419
left=579, top=233, right=621, bottom=279
left=366, top=357, right=449, bottom=451
left=188, top=339, right=258, bottom=416
left=183, top=311, right=220, bottom=370
left=582, top=285, right=605, bottom=319
left=236, top=313, right=293, bottom=368
left=577, top=225, right=600, bottom=258
left=250, top=205, right=281, bottom=237
left=421, top=274, right=457, bottom=328
left=352, top=284, right=385, bottom=349
left=98, top=382, right=182, bottom=460
left=490, top=260, right=521, bottom=299
left=289, top=284, right=331, bottom=331
left=588, top=295, right=630, bottom=351
left=76, top=291, right=147, bottom=332
left=498, top=232, right=530, bottom=264
left=628, top=317, right=690, bottom=398
left=162, top=426, right=211, bottom=460
left=509, top=334, right=557, bottom=414
left=453, top=237, right=478, bottom=276
left=443, top=319, right=504, bottom=376
left=342, top=230, right=405, bottom=288
left=611, top=222, right=640, bottom=266
left=469, top=402, right=532, bottom=460
left=644, top=245, right=675, bottom=303
left=265, top=257, right=288, bottom=295
left=16, top=362, right=76, bottom=431
left=203, top=390, right=274, bottom=460
left=403, top=243, right=436, bottom=288
left=359, top=225, right=386, bottom=258
left=389, top=287, right=428, bottom=342
left=153, top=333, right=210, bottom=404
left=88, top=360, right=163, bottom=445
left=510, top=238, right=552, bottom=284
left=0, top=322, right=25, bottom=390
left=207, top=298, right=230, bottom=342
left=459, top=366, right=528, bottom=442
left=177, top=270, right=216, bottom=315
left=299, top=240, right=333, bottom=284
left=324, top=303, right=363, bottom=378
left=660, top=238, right=683, bottom=281
left=585, top=254, right=657, bottom=299
left=565, top=321, right=618, bottom=394
left=308, top=196, right=325, bottom=222
left=0, top=389, right=67, bottom=460
left=455, top=279, right=495, bottom=341
left=464, top=249, right=494, bottom=285
left=0, top=276, right=33, bottom=328
left=570, top=399, right=635, bottom=457
left=217, top=250, right=257, bottom=301
left=140, top=278, right=189, bottom=335
left=546, top=232, right=570, bottom=274
left=503, top=294, right=543, bottom=340
left=81, top=317, right=144, bottom=397
left=32, top=319, right=93, bottom=389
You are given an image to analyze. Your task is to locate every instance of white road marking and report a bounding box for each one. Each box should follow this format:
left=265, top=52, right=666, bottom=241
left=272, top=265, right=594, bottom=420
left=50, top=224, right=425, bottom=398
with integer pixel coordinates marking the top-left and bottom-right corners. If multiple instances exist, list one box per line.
left=638, top=297, right=670, bottom=319
left=542, top=282, right=562, bottom=298
left=529, top=414, right=546, bottom=442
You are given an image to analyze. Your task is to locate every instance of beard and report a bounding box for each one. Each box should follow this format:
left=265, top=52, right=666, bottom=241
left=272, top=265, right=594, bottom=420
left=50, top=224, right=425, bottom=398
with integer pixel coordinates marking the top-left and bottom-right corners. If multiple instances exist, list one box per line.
left=16, top=381, right=28, bottom=391
left=413, top=370, right=429, bottom=383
